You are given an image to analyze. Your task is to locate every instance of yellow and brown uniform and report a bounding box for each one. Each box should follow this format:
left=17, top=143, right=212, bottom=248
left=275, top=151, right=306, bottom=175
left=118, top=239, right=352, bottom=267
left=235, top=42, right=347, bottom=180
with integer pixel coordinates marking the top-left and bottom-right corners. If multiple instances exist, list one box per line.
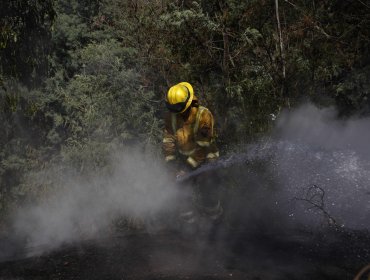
left=163, top=106, right=219, bottom=169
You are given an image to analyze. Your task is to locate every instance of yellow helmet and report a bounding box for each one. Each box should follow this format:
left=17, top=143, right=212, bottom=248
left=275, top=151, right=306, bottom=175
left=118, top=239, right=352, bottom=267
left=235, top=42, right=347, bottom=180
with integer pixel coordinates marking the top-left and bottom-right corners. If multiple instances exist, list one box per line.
left=165, top=82, right=194, bottom=113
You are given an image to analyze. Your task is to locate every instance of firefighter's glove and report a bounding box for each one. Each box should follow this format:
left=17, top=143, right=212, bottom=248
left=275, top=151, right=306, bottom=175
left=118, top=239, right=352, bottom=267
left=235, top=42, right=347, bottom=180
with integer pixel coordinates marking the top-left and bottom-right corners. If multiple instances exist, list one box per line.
left=176, top=170, right=187, bottom=181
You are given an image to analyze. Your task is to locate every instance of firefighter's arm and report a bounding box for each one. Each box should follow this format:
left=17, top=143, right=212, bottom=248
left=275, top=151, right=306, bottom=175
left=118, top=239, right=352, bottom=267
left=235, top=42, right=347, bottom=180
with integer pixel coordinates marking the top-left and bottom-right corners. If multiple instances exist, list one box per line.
left=162, top=113, right=177, bottom=163
left=192, top=109, right=219, bottom=165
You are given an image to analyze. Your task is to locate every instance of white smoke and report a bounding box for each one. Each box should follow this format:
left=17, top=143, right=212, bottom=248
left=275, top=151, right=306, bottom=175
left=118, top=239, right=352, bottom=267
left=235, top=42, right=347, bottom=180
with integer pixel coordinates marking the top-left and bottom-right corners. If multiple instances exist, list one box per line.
left=275, top=104, right=370, bottom=157
left=12, top=148, right=187, bottom=254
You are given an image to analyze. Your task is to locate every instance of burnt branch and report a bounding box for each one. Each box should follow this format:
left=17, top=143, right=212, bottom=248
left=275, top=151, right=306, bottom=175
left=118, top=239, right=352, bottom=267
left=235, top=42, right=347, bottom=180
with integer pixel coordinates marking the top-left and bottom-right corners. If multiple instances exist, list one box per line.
left=294, top=184, right=339, bottom=228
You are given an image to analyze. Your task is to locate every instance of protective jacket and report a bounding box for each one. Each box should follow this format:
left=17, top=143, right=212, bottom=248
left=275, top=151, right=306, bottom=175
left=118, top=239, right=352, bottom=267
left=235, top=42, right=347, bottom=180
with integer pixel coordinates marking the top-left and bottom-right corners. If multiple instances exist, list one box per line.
left=163, top=105, right=219, bottom=169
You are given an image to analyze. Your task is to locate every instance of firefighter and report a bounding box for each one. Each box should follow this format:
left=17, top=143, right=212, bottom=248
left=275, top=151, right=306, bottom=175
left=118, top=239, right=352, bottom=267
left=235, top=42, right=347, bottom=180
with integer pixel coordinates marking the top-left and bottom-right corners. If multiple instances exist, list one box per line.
left=163, top=82, right=223, bottom=226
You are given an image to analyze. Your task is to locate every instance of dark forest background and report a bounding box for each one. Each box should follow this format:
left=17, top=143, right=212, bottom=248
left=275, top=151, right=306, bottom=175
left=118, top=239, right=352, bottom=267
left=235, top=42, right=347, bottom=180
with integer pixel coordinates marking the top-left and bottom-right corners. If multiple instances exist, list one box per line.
left=0, top=0, right=369, bottom=219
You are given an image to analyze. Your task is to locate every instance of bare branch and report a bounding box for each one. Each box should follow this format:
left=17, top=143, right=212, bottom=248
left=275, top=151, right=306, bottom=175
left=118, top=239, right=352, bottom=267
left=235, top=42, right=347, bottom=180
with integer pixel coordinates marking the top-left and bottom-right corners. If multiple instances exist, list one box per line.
left=275, top=0, right=286, bottom=79
left=283, top=0, right=333, bottom=39
left=294, top=184, right=338, bottom=227
left=356, top=0, right=370, bottom=9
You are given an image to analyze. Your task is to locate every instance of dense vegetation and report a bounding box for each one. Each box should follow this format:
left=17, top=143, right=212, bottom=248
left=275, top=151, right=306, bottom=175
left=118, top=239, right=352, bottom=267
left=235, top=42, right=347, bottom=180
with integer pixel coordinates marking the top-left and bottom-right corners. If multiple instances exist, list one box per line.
left=0, top=0, right=369, bottom=216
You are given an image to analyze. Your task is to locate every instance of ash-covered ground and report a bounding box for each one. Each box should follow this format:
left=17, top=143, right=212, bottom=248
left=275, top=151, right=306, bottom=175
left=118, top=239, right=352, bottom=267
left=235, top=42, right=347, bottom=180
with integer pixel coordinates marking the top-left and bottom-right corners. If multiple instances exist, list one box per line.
left=0, top=225, right=369, bottom=280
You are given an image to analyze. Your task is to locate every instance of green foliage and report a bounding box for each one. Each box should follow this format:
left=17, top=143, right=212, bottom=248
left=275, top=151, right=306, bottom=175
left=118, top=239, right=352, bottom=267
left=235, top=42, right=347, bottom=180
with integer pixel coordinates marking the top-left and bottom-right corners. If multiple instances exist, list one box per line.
left=1, top=0, right=370, bottom=218
left=60, top=39, right=160, bottom=148
left=0, top=0, right=56, bottom=85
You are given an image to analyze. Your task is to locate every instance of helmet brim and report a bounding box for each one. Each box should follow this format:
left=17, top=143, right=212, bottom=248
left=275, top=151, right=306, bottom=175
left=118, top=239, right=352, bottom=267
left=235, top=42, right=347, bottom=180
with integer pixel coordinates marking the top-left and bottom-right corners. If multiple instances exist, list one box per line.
left=178, top=82, right=194, bottom=113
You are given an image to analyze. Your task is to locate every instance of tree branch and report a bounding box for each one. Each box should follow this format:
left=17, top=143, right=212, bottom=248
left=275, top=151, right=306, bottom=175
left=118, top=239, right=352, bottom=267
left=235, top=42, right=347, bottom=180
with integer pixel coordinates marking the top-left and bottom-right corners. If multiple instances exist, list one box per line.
left=275, top=0, right=286, bottom=79
left=294, top=184, right=339, bottom=227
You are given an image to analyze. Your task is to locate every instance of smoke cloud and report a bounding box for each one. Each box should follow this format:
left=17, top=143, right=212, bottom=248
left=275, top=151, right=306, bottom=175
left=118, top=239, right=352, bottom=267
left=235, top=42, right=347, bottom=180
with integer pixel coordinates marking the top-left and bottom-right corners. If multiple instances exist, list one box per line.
left=4, top=103, right=370, bottom=262
left=10, top=149, right=188, bottom=255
